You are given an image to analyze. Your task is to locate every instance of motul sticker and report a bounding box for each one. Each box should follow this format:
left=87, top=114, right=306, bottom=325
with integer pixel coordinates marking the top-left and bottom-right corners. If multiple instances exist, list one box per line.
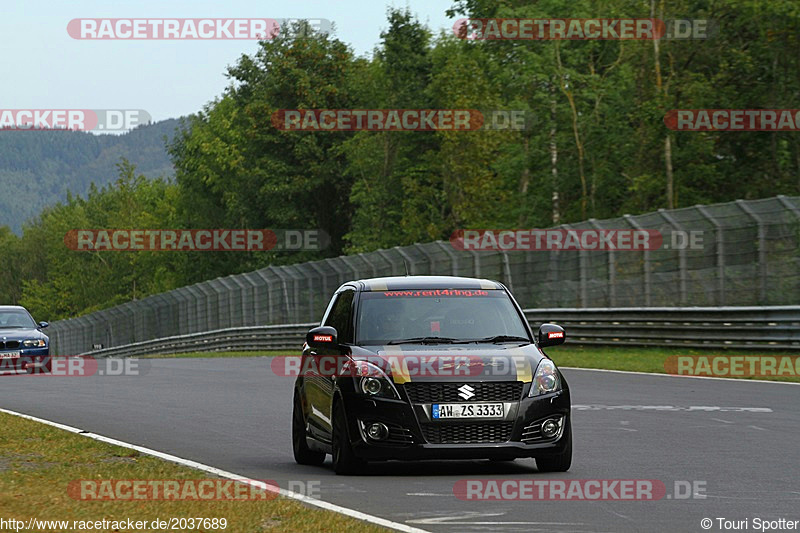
left=548, top=332, right=564, bottom=339
left=313, top=335, right=333, bottom=342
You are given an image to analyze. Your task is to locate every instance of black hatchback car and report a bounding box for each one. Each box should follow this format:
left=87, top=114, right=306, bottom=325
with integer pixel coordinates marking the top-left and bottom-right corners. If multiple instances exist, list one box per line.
left=292, top=276, right=571, bottom=475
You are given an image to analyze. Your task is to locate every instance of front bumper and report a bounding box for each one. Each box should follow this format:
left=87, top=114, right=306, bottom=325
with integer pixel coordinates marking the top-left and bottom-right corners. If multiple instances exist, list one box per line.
left=0, top=350, right=50, bottom=373
left=342, top=385, right=570, bottom=461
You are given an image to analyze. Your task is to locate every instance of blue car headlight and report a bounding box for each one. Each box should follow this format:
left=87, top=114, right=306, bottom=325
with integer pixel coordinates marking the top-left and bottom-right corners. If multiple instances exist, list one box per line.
left=23, top=339, right=46, bottom=348
left=529, top=359, right=561, bottom=396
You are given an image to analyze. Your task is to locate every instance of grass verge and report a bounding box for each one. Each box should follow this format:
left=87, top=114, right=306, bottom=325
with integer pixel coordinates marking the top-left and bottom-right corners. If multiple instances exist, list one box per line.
left=547, top=345, right=800, bottom=383
left=0, top=412, right=390, bottom=533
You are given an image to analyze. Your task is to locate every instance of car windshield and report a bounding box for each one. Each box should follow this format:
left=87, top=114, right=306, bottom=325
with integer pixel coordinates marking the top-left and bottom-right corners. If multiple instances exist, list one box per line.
left=356, top=289, right=530, bottom=345
left=0, top=310, right=36, bottom=328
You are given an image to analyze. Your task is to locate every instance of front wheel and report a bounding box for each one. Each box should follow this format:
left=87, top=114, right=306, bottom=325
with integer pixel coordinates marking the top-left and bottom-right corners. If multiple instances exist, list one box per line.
left=332, top=401, right=366, bottom=475
left=292, top=394, right=326, bottom=466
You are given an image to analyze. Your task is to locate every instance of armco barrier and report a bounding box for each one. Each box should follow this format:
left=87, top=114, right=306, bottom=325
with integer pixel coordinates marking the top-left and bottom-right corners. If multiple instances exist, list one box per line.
left=81, top=306, right=800, bottom=357
left=83, top=323, right=315, bottom=358
left=523, top=306, right=800, bottom=350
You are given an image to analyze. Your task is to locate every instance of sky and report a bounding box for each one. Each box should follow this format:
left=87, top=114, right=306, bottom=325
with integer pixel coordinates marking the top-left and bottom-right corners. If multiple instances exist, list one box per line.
left=1, top=0, right=456, bottom=124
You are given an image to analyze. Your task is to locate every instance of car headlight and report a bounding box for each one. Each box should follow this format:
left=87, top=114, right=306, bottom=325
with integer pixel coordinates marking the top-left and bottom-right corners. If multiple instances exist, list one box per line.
left=529, top=358, right=561, bottom=396
left=351, top=361, right=400, bottom=400
left=23, top=339, right=46, bottom=348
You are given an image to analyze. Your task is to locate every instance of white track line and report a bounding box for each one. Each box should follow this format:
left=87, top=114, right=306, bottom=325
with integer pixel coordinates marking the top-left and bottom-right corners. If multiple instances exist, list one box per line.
left=0, top=407, right=430, bottom=533
left=560, top=366, right=800, bottom=385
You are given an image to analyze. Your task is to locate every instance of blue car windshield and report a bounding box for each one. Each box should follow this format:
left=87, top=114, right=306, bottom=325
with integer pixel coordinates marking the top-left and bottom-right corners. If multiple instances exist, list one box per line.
left=0, top=311, right=36, bottom=328
left=356, top=289, right=529, bottom=344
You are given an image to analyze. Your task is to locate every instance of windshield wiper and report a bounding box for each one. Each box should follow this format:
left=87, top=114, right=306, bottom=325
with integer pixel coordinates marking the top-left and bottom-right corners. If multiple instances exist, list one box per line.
left=387, top=336, right=460, bottom=345
left=466, top=335, right=531, bottom=344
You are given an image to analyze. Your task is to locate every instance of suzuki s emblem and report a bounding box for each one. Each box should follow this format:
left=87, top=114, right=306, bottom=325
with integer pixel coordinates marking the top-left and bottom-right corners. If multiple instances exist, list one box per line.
left=457, top=384, right=475, bottom=400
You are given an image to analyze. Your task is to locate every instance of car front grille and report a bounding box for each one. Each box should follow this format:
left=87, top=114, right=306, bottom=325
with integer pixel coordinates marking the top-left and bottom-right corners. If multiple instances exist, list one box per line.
left=403, top=381, right=524, bottom=403
left=421, top=421, right=514, bottom=444
left=0, top=341, right=20, bottom=349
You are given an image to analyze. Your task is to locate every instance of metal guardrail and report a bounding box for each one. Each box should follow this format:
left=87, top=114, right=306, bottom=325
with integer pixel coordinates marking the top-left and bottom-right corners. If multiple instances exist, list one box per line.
left=82, top=306, right=800, bottom=357
left=84, top=323, right=315, bottom=358
left=524, top=306, right=800, bottom=350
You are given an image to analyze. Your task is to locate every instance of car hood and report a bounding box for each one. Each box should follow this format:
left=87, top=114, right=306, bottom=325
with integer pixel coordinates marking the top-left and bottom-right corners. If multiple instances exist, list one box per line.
left=356, top=343, right=548, bottom=383
left=0, top=327, right=48, bottom=341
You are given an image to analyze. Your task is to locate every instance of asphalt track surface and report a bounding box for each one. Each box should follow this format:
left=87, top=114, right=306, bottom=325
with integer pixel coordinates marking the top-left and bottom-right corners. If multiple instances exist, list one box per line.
left=1, top=357, right=799, bottom=533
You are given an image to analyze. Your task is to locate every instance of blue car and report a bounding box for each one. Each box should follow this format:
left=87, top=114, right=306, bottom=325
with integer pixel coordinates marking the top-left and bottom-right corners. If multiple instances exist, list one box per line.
left=0, top=305, right=50, bottom=374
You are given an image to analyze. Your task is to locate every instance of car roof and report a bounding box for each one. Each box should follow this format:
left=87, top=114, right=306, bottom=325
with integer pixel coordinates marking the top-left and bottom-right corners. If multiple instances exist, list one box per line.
left=0, top=305, right=28, bottom=312
left=351, top=276, right=504, bottom=292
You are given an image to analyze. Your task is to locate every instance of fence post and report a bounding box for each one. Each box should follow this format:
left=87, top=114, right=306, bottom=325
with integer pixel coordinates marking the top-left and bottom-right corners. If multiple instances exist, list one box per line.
left=466, top=249, right=481, bottom=277
left=393, top=246, right=416, bottom=275
left=624, top=214, right=651, bottom=306
left=435, top=241, right=460, bottom=276
left=696, top=205, right=725, bottom=305
left=307, top=262, right=329, bottom=321
left=562, top=223, right=587, bottom=307
left=589, top=218, right=614, bottom=306
left=358, top=252, right=380, bottom=278
left=339, top=256, right=361, bottom=281
left=776, top=194, right=800, bottom=218
left=375, top=249, right=398, bottom=276
left=289, top=267, right=305, bottom=324
left=276, top=267, right=296, bottom=324
left=736, top=200, right=767, bottom=304
left=658, top=209, right=688, bottom=305
left=501, top=251, right=514, bottom=292
left=415, top=244, right=436, bottom=276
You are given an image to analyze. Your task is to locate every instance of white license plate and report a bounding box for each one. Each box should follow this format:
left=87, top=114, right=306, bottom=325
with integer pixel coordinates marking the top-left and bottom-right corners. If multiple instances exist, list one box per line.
left=432, top=403, right=504, bottom=419
left=0, top=352, right=21, bottom=359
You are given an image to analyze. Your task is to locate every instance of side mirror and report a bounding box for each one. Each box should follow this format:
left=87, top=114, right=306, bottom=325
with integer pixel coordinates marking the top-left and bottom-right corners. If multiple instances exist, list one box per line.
left=306, top=326, right=338, bottom=350
left=38, top=321, right=49, bottom=329
left=538, top=323, right=565, bottom=347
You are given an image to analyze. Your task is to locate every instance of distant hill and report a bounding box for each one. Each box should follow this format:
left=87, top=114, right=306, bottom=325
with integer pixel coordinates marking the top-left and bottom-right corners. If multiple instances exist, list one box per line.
left=0, top=119, right=182, bottom=233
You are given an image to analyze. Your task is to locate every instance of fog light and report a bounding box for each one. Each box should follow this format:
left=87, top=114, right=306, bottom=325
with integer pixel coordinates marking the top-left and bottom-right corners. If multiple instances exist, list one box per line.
left=367, top=422, right=389, bottom=441
left=542, top=419, right=559, bottom=438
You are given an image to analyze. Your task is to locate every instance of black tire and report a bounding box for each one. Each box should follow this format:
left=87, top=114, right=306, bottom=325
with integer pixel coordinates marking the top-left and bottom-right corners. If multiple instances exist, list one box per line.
left=535, top=420, right=572, bottom=472
left=332, top=401, right=365, bottom=475
left=292, top=393, right=326, bottom=466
